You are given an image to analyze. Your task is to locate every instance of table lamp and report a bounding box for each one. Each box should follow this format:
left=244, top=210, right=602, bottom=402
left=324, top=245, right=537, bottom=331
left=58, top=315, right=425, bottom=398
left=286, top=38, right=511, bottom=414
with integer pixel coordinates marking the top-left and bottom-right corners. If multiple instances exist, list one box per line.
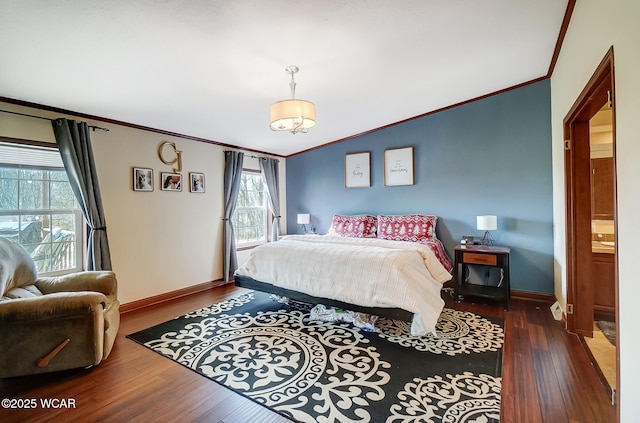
left=477, top=215, right=497, bottom=246
left=297, top=213, right=310, bottom=234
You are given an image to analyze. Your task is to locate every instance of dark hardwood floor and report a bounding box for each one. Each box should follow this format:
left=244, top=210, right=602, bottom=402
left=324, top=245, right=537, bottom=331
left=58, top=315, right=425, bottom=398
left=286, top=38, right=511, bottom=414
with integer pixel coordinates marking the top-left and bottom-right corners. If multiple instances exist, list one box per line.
left=0, top=284, right=616, bottom=422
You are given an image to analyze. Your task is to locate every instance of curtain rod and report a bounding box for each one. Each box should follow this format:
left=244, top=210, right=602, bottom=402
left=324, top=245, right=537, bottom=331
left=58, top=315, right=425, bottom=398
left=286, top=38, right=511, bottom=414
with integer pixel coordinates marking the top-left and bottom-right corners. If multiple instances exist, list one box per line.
left=225, top=150, right=279, bottom=162
left=0, top=109, right=110, bottom=132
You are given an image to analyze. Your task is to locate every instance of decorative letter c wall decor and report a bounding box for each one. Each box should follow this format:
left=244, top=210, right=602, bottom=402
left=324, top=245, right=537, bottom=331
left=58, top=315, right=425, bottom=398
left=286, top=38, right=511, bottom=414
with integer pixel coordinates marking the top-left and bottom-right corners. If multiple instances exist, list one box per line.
left=158, top=141, right=182, bottom=173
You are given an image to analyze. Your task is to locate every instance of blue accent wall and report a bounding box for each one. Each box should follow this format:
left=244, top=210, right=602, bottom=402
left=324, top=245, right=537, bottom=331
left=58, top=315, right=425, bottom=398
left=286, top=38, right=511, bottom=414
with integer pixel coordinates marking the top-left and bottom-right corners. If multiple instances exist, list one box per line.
left=286, top=79, right=553, bottom=294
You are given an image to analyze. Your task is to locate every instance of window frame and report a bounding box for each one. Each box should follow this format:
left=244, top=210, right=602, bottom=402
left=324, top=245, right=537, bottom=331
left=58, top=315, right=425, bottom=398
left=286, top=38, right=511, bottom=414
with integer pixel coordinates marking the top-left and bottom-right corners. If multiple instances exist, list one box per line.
left=0, top=138, right=84, bottom=275
left=233, top=168, right=271, bottom=250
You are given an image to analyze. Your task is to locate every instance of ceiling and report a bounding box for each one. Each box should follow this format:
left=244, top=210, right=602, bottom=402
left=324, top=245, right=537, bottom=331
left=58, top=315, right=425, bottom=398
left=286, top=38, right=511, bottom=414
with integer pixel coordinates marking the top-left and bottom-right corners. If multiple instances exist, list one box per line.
left=0, top=1, right=569, bottom=157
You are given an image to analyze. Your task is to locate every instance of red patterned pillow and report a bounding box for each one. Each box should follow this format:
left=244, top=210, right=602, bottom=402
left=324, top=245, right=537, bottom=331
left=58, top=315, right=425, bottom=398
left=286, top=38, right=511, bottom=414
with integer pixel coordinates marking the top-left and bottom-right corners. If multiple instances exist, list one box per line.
left=327, top=214, right=377, bottom=238
left=377, top=214, right=438, bottom=242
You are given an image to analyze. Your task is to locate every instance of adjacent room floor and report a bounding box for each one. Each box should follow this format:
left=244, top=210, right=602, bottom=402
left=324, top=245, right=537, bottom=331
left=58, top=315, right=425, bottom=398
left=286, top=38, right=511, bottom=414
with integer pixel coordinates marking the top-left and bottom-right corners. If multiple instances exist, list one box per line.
left=584, top=322, right=617, bottom=399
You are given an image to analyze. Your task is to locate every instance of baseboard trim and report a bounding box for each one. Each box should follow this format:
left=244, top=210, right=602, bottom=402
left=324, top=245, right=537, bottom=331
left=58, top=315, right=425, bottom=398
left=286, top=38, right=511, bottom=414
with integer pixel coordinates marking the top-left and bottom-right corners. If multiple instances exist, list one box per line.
left=511, top=289, right=556, bottom=303
left=120, top=279, right=228, bottom=314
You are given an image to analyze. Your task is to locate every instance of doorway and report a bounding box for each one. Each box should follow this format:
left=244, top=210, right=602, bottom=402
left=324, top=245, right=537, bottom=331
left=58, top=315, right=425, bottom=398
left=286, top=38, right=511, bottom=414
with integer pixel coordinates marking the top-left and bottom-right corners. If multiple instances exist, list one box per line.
left=563, top=47, right=618, bottom=408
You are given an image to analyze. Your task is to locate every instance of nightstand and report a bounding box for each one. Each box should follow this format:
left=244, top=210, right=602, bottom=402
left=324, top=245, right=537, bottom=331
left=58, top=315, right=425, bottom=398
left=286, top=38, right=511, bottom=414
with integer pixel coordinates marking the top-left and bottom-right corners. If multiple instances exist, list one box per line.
left=453, top=244, right=511, bottom=310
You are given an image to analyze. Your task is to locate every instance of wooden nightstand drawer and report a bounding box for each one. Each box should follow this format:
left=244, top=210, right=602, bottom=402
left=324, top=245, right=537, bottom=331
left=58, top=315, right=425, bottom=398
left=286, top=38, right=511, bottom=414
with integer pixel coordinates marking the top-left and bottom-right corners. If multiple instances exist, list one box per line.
left=463, top=252, right=497, bottom=266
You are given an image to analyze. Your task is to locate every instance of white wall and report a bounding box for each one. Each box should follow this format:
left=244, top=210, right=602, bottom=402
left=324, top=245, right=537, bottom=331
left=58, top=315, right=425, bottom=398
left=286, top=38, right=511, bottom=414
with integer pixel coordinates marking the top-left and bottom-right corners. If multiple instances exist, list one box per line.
left=0, top=102, right=286, bottom=305
left=550, top=0, right=640, bottom=419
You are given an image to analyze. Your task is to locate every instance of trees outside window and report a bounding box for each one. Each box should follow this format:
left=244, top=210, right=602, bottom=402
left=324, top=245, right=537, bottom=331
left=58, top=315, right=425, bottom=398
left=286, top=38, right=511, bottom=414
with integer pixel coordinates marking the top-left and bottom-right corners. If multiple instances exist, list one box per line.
left=232, top=170, right=268, bottom=246
left=0, top=142, right=82, bottom=275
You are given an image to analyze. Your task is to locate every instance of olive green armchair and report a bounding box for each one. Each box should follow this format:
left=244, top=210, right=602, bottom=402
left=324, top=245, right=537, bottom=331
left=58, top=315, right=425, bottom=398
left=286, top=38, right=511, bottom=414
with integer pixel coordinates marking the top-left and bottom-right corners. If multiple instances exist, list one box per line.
left=0, top=236, right=120, bottom=378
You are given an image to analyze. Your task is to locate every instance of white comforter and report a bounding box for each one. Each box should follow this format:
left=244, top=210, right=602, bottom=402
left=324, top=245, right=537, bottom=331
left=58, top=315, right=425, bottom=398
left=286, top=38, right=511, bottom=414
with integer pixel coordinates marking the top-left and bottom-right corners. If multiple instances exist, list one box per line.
left=234, top=235, right=452, bottom=336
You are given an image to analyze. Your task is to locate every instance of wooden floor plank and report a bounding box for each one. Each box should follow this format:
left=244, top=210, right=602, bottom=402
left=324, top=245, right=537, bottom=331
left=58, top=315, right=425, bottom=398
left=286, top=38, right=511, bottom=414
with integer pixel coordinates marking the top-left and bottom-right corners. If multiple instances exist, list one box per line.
left=0, top=285, right=616, bottom=422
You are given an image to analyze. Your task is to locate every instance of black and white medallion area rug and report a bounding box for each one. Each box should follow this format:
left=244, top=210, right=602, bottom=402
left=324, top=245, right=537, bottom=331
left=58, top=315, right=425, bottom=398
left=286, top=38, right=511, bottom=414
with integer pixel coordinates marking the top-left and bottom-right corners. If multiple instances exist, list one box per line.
left=127, top=291, right=504, bottom=423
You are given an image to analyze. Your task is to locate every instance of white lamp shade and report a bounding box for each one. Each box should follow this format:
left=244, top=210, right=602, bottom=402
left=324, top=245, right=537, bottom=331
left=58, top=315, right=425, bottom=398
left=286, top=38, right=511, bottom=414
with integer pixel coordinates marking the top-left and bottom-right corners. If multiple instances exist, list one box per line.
left=270, top=99, right=316, bottom=131
left=477, top=215, right=497, bottom=231
left=297, top=213, right=310, bottom=225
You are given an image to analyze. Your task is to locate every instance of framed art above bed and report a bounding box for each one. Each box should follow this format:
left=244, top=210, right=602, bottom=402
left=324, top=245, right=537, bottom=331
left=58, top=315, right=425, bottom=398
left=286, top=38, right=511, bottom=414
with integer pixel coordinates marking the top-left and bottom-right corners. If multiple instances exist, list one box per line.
left=344, top=152, right=371, bottom=188
left=384, top=146, right=414, bottom=186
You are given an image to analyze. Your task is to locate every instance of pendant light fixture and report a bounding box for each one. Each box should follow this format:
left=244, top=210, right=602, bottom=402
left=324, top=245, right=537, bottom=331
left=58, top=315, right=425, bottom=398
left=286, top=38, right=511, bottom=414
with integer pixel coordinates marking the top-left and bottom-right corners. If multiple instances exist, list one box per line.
left=269, top=66, right=316, bottom=134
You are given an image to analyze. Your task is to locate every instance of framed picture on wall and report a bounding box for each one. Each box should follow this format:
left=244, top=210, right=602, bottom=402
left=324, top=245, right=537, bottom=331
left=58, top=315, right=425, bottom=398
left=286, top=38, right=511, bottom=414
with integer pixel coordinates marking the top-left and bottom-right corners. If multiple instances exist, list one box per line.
left=133, top=167, right=154, bottom=191
left=384, top=146, right=414, bottom=186
left=160, top=172, right=182, bottom=191
left=189, top=172, right=205, bottom=193
left=345, top=152, right=371, bottom=188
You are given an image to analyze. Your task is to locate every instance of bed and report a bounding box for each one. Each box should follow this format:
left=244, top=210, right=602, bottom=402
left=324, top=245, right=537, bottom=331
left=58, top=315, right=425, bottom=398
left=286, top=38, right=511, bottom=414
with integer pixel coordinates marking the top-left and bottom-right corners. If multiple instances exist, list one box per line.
left=234, top=214, right=453, bottom=336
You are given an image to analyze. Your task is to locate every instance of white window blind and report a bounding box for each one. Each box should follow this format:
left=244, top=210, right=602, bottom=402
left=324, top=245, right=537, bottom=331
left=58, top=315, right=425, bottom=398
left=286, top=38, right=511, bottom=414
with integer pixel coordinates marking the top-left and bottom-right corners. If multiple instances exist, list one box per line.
left=0, top=142, right=63, bottom=168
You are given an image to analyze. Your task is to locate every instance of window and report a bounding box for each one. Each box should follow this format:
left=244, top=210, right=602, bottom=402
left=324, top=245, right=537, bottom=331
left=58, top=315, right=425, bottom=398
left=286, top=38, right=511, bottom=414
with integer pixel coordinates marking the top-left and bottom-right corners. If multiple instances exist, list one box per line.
left=232, top=170, right=268, bottom=246
left=0, top=142, right=83, bottom=275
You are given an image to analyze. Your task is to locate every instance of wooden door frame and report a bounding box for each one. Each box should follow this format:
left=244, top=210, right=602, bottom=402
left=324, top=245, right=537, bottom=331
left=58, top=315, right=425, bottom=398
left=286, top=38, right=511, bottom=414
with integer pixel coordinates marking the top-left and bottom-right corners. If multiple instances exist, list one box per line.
left=563, top=46, right=619, bottom=410
left=563, top=46, right=616, bottom=333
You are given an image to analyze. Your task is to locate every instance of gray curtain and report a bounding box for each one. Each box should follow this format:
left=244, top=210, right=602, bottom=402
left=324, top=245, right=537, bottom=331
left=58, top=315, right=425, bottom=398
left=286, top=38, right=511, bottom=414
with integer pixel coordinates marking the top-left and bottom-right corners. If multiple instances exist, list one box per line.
left=52, top=118, right=111, bottom=271
left=223, top=151, right=244, bottom=282
left=259, top=157, right=281, bottom=242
